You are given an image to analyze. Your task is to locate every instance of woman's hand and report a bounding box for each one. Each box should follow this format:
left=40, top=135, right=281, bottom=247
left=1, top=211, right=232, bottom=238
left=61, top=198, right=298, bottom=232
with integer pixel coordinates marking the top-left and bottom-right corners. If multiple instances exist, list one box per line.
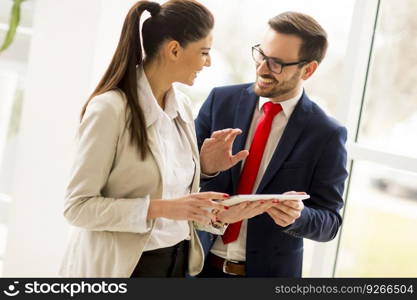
left=200, top=128, right=249, bottom=175
left=214, top=200, right=275, bottom=224
left=147, top=192, right=228, bottom=225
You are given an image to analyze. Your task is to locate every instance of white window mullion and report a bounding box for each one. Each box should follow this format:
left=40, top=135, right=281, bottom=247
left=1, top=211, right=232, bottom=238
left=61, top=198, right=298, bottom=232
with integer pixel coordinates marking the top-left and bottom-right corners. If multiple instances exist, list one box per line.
left=348, top=144, right=417, bottom=173
left=331, top=0, right=380, bottom=278
left=306, top=0, right=380, bottom=277
left=336, top=0, right=380, bottom=138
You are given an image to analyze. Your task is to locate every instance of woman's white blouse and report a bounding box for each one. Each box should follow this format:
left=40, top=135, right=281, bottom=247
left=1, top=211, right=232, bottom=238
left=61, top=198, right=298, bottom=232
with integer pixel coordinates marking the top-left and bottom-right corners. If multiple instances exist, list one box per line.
left=137, top=67, right=195, bottom=251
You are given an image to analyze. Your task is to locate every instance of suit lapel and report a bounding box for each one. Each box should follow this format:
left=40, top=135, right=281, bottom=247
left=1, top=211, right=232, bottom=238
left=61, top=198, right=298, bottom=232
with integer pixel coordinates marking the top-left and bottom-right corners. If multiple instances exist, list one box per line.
left=256, top=93, right=313, bottom=193
left=231, top=85, right=259, bottom=193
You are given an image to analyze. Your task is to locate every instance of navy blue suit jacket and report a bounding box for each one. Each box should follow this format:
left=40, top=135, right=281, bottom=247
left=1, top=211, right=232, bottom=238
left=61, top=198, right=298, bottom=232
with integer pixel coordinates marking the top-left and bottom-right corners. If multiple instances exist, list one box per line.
left=195, top=83, right=348, bottom=277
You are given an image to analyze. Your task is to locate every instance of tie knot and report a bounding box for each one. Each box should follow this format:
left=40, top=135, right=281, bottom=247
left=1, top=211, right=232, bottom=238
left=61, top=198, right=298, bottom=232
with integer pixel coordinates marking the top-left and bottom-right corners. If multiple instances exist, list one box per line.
left=262, top=102, right=282, bottom=117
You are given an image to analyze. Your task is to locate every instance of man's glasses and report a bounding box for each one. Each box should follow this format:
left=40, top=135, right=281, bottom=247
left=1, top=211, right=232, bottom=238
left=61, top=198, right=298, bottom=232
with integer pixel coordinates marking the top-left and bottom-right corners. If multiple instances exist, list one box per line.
left=251, top=44, right=307, bottom=74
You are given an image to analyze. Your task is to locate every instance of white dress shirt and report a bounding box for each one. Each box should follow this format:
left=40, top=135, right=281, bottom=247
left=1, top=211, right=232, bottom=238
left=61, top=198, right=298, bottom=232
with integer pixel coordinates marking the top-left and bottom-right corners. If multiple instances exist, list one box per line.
left=137, top=67, right=194, bottom=251
left=210, top=89, right=303, bottom=261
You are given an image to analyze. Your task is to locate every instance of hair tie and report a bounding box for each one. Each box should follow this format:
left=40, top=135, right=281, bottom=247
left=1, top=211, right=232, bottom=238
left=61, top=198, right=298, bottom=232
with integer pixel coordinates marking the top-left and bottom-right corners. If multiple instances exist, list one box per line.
left=146, top=2, right=161, bottom=17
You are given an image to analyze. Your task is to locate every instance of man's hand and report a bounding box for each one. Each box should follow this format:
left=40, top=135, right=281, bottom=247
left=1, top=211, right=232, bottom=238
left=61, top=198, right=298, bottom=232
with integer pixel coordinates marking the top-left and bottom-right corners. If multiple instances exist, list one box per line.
left=200, top=128, right=249, bottom=175
left=214, top=200, right=275, bottom=224
left=266, top=191, right=306, bottom=227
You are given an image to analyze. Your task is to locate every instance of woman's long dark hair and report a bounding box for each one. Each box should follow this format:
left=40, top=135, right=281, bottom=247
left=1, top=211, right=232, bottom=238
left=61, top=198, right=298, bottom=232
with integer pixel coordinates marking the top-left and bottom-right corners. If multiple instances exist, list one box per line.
left=80, top=0, right=214, bottom=159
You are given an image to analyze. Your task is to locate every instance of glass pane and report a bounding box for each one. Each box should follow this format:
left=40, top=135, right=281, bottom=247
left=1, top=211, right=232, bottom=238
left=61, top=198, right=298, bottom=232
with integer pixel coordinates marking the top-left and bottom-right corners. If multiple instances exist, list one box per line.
left=357, top=0, right=417, bottom=158
left=336, top=161, right=417, bottom=277
left=177, top=0, right=355, bottom=119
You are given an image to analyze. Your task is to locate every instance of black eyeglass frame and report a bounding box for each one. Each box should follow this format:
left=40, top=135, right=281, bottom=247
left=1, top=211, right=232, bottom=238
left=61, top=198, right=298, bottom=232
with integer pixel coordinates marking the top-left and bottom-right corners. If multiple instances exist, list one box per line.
left=251, top=44, right=308, bottom=74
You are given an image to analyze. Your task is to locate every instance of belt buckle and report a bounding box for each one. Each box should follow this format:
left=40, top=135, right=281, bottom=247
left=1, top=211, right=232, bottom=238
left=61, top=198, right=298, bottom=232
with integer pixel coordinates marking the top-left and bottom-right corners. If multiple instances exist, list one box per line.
left=222, top=259, right=240, bottom=275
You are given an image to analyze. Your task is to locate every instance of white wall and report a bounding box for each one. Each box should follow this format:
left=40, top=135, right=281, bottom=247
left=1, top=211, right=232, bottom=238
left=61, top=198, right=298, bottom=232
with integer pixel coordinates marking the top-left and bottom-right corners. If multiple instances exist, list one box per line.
left=4, top=0, right=103, bottom=276
left=91, top=0, right=138, bottom=87
left=2, top=0, right=153, bottom=277
left=0, top=73, right=17, bottom=166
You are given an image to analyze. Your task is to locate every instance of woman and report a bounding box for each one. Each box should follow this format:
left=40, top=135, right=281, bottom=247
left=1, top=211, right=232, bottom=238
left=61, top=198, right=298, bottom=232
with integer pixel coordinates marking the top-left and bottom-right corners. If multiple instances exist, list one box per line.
left=59, top=0, right=247, bottom=278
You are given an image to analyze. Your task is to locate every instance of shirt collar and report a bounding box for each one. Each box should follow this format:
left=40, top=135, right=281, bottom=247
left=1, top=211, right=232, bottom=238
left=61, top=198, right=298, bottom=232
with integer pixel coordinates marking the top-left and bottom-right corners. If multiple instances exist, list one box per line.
left=258, top=89, right=303, bottom=119
left=136, top=66, right=191, bottom=127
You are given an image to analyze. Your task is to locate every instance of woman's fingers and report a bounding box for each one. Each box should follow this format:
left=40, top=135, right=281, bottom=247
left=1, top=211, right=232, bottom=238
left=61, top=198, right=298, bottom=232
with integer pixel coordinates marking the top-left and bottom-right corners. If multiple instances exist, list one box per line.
left=188, top=196, right=301, bottom=224
left=192, top=192, right=228, bottom=210
left=191, top=214, right=212, bottom=225
left=230, top=150, right=249, bottom=166
left=189, top=206, right=216, bottom=221
left=224, top=129, right=242, bottom=143
left=211, top=128, right=242, bottom=143
left=211, top=128, right=235, bottom=139
left=194, top=191, right=229, bottom=200
left=202, top=137, right=215, bottom=146
left=241, top=201, right=274, bottom=218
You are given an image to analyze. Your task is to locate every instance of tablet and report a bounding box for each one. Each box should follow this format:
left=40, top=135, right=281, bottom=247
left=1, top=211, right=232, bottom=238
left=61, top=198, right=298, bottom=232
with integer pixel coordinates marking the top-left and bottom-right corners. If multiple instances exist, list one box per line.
left=218, top=194, right=310, bottom=207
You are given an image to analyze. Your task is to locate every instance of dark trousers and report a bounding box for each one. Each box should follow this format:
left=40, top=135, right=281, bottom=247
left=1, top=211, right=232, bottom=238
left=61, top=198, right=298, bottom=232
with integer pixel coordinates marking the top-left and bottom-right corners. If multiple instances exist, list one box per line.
left=130, top=240, right=188, bottom=278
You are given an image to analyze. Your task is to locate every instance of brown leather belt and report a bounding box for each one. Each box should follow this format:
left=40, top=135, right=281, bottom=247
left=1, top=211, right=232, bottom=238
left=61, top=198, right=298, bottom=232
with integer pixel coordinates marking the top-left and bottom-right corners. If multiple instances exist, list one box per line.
left=208, top=253, right=246, bottom=276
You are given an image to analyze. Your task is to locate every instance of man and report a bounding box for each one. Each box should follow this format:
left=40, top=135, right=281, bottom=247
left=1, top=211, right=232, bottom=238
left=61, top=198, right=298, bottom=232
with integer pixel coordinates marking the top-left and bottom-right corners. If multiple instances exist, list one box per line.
left=195, top=11, right=348, bottom=277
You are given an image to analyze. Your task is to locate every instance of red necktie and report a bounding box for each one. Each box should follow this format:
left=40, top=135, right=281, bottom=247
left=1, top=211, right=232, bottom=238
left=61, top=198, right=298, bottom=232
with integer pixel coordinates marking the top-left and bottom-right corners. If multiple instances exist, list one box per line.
left=222, top=101, right=282, bottom=244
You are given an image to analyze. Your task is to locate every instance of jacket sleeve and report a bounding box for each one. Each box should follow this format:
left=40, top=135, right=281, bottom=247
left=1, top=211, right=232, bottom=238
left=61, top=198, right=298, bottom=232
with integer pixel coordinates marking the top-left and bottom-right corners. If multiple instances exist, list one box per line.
left=63, top=95, right=153, bottom=233
left=283, top=126, right=348, bottom=242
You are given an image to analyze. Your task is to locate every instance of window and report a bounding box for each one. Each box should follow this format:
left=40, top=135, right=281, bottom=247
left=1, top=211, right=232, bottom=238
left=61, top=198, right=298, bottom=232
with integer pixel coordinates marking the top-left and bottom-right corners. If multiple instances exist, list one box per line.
left=357, top=0, right=417, bottom=159
left=336, top=162, right=417, bottom=276
left=334, top=0, right=417, bottom=277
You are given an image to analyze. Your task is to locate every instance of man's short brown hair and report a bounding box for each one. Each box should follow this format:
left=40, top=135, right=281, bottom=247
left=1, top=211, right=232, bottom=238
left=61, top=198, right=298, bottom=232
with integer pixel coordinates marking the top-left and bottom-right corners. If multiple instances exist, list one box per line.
left=268, top=11, right=328, bottom=63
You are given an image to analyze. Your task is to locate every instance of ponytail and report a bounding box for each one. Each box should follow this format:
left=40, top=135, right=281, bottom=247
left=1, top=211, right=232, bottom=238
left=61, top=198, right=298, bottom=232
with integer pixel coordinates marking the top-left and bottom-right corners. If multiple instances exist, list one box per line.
left=80, top=0, right=213, bottom=160
left=81, top=1, right=161, bottom=160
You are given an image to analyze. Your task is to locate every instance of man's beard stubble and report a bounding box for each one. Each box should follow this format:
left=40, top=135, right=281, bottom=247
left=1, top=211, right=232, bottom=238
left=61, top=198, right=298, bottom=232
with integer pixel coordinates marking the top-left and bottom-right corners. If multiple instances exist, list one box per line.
left=254, top=69, right=301, bottom=99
